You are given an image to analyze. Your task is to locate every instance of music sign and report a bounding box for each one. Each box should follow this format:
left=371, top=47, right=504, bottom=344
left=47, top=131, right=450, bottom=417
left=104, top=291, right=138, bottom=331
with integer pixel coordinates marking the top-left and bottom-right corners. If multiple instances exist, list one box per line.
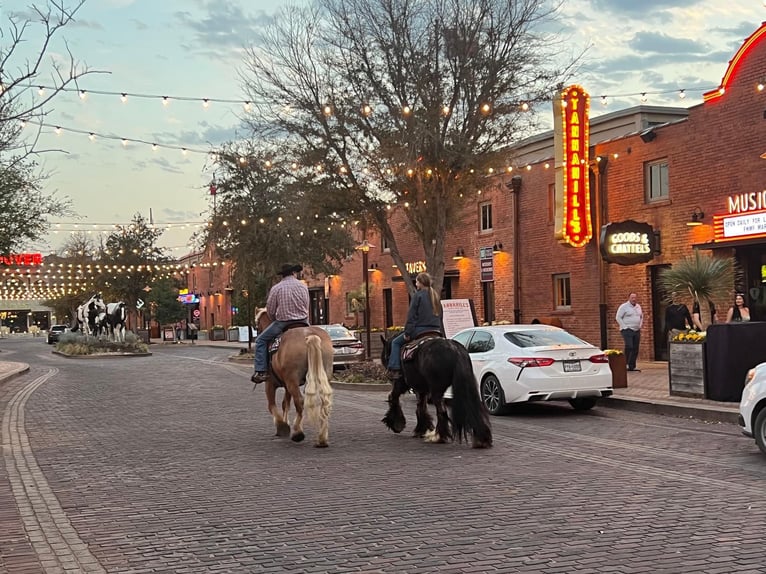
left=480, top=247, right=494, bottom=282
left=713, top=209, right=766, bottom=241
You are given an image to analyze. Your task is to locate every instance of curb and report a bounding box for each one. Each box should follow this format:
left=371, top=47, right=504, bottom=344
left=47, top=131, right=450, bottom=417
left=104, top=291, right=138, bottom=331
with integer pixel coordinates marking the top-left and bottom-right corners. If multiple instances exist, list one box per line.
left=0, top=362, right=30, bottom=385
left=51, top=351, right=153, bottom=359
left=331, top=381, right=390, bottom=392
left=602, top=395, right=739, bottom=424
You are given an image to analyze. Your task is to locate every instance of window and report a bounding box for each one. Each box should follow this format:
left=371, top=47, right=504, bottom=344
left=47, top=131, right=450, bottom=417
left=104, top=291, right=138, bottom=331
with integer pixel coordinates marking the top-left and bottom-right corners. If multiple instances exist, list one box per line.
left=645, top=160, right=669, bottom=201
left=554, top=273, right=571, bottom=310
left=467, top=331, right=494, bottom=353
left=547, top=183, right=556, bottom=224
left=382, top=236, right=390, bottom=252
left=480, top=202, right=493, bottom=232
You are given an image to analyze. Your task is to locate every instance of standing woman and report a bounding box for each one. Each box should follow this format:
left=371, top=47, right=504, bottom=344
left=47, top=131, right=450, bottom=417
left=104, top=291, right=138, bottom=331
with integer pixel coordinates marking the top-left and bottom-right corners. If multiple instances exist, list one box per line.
left=726, top=292, right=751, bottom=323
left=387, top=272, right=444, bottom=378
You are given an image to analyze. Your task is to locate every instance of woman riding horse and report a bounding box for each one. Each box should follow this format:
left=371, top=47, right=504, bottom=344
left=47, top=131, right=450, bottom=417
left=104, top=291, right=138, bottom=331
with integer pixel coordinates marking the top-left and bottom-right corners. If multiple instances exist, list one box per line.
left=382, top=272, right=492, bottom=449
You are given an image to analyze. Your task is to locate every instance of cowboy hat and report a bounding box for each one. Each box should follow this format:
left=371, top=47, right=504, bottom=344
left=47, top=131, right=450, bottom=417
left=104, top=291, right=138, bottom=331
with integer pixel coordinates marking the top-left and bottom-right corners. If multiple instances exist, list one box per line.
left=278, top=263, right=302, bottom=276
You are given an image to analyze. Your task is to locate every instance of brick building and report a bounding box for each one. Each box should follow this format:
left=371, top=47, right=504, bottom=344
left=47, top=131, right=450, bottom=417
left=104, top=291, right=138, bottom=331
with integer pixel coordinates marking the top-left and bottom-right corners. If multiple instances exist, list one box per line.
left=312, top=22, right=766, bottom=362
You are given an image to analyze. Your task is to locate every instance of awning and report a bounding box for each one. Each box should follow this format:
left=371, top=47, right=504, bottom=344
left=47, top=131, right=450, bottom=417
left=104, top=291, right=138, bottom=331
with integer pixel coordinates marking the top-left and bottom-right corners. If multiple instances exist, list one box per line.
left=694, top=236, right=766, bottom=250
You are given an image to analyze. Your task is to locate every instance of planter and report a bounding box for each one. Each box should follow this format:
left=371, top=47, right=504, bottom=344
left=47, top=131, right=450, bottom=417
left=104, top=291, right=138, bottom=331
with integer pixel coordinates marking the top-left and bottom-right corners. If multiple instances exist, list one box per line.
left=668, top=342, right=706, bottom=398
left=227, top=328, right=239, bottom=342
left=210, top=328, right=226, bottom=341
left=607, top=353, right=627, bottom=388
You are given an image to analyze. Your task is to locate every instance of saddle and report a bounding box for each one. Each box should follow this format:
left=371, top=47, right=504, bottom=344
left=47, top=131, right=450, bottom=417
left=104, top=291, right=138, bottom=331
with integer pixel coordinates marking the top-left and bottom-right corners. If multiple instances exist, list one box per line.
left=401, top=331, right=442, bottom=363
left=267, top=320, right=310, bottom=354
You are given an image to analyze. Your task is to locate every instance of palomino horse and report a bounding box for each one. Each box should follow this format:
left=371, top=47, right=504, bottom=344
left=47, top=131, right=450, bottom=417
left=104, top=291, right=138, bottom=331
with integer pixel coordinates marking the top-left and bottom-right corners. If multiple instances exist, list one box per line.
left=254, top=309, right=335, bottom=447
left=381, top=334, right=493, bottom=449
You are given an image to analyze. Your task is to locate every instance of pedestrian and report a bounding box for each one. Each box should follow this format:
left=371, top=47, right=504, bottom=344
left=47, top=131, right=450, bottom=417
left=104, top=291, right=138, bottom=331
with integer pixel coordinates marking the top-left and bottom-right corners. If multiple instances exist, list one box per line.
left=175, top=321, right=183, bottom=344
left=386, top=272, right=443, bottom=380
left=616, top=292, right=643, bottom=372
left=726, top=292, right=751, bottom=323
left=664, top=301, right=692, bottom=340
left=251, top=264, right=310, bottom=384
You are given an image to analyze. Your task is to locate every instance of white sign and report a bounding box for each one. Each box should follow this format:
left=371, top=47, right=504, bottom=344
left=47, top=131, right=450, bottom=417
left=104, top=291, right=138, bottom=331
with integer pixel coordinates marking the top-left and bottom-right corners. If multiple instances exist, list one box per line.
left=136, top=298, right=144, bottom=309
left=722, top=212, right=766, bottom=238
left=441, top=299, right=477, bottom=338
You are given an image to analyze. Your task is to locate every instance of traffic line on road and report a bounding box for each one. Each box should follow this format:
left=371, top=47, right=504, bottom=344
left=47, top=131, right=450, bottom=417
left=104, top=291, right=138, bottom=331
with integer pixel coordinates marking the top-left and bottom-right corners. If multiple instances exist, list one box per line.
left=2, top=368, right=106, bottom=573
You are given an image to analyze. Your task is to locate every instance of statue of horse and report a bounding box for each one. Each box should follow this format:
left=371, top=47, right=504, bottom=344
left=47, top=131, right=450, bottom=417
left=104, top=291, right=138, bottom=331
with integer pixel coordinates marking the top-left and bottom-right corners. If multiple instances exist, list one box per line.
left=72, top=293, right=106, bottom=336
left=254, top=309, right=335, bottom=447
left=380, top=334, right=493, bottom=449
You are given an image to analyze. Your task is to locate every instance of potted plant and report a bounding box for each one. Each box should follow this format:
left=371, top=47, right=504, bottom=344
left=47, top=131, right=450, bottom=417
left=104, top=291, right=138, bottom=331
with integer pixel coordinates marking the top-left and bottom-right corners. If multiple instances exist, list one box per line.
left=604, top=349, right=627, bottom=388
left=659, top=252, right=738, bottom=397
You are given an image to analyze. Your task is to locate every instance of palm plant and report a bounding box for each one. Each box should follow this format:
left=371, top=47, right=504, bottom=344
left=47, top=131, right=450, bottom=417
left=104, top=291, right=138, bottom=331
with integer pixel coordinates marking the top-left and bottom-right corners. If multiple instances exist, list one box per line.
left=658, top=252, right=739, bottom=329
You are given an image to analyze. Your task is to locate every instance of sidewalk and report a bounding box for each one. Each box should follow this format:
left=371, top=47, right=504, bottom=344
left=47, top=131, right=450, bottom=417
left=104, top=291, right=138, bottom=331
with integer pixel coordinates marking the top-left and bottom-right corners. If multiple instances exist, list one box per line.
left=0, top=341, right=741, bottom=424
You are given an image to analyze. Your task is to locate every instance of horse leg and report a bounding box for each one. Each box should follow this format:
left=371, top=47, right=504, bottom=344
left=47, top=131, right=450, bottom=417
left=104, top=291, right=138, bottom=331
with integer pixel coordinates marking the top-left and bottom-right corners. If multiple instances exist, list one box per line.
left=286, top=380, right=306, bottom=443
left=424, top=395, right=452, bottom=444
left=281, top=392, right=292, bottom=427
left=265, top=380, right=290, bottom=437
left=412, top=391, right=434, bottom=438
left=382, top=378, right=407, bottom=433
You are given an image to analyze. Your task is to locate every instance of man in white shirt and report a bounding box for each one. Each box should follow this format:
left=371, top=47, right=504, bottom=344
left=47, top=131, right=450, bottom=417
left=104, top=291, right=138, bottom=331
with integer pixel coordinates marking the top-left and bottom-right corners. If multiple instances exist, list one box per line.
left=615, top=292, right=643, bottom=372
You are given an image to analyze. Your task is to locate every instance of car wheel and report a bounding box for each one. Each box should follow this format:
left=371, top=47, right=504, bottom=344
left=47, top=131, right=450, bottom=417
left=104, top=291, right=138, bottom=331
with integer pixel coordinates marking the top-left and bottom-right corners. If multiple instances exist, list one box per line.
left=569, top=397, right=598, bottom=411
left=754, top=408, right=766, bottom=455
left=480, top=374, right=506, bottom=416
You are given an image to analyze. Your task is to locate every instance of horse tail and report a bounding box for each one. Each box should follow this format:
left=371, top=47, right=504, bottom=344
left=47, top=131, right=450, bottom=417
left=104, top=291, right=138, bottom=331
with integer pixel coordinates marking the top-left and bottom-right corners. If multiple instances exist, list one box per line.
left=304, top=334, right=333, bottom=425
left=449, top=344, right=493, bottom=449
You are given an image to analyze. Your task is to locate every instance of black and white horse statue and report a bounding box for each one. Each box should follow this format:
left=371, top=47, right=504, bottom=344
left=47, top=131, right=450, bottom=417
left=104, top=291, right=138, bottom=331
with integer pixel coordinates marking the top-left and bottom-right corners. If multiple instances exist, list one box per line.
left=72, top=293, right=107, bottom=336
left=105, top=302, right=128, bottom=342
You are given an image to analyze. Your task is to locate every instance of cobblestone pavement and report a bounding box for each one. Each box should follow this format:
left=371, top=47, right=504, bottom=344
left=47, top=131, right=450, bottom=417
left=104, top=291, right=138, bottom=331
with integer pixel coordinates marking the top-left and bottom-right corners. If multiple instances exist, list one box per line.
left=2, top=337, right=766, bottom=573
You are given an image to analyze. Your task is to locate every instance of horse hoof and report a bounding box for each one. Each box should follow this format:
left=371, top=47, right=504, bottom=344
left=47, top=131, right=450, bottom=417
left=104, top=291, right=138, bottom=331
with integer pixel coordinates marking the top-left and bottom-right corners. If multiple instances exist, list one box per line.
left=291, top=431, right=305, bottom=443
left=276, top=422, right=291, bottom=437
left=315, top=442, right=329, bottom=448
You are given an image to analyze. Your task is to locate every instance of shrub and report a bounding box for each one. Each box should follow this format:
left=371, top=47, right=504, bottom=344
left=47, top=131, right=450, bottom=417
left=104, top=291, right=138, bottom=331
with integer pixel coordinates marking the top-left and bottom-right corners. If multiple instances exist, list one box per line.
left=334, top=361, right=389, bottom=384
left=56, top=331, right=149, bottom=355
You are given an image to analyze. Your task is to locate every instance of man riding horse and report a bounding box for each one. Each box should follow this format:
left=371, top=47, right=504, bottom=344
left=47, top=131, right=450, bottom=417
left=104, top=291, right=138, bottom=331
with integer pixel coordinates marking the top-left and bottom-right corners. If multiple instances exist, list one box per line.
left=251, top=263, right=310, bottom=384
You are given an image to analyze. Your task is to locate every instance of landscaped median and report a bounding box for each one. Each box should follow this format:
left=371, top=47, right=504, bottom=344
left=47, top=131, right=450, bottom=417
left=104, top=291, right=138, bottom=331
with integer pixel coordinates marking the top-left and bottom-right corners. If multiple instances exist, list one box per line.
left=51, top=332, right=152, bottom=358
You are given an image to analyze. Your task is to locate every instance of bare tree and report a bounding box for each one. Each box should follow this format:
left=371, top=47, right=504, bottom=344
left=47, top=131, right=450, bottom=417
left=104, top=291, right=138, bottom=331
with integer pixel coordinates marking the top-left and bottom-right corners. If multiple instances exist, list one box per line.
left=1, top=1, right=99, bottom=252
left=240, top=0, right=579, bottom=294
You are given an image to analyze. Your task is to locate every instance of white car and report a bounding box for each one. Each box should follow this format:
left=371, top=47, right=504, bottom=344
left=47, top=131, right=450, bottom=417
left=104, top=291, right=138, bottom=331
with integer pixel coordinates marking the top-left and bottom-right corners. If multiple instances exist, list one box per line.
left=449, top=325, right=613, bottom=415
left=739, top=362, right=766, bottom=455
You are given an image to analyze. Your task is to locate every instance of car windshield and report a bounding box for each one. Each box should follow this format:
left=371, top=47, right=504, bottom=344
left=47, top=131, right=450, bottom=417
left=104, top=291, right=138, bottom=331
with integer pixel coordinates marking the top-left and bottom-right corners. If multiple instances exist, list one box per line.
left=51, top=326, right=67, bottom=332
left=503, top=329, right=588, bottom=348
left=323, top=326, right=354, bottom=339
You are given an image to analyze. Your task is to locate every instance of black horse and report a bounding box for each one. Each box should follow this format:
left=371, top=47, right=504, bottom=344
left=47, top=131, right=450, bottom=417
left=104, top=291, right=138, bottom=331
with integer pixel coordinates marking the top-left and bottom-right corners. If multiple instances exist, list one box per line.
left=380, top=334, right=492, bottom=449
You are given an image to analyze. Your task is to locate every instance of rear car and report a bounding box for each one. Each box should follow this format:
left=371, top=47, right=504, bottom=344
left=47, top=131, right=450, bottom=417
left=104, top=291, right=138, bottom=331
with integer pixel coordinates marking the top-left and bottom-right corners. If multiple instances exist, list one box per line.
left=47, top=324, right=70, bottom=344
left=739, top=362, right=766, bottom=455
left=449, top=324, right=613, bottom=414
left=315, top=324, right=365, bottom=369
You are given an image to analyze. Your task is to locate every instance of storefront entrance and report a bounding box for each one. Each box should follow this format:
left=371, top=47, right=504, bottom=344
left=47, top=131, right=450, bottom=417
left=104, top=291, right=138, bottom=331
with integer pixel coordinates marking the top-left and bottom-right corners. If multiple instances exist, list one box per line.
left=735, top=245, right=766, bottom=321
left=650, top=264, right=671, bottom=362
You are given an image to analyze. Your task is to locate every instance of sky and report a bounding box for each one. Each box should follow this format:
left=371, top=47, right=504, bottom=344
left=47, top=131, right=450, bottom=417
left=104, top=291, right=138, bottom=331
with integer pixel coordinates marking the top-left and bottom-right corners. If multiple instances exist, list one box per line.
left=3, top=0, right=764, bottom=256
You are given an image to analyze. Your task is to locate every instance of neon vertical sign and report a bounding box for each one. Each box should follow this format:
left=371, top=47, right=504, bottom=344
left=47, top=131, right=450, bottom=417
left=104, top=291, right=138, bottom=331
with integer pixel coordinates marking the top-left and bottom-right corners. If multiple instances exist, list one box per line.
left=560, top=85, right=591, bottom=248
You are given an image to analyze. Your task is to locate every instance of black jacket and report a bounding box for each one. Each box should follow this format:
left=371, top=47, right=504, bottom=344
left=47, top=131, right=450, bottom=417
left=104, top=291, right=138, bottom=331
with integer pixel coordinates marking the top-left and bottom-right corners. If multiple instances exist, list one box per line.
left=405, top=290, right=443, bottom=339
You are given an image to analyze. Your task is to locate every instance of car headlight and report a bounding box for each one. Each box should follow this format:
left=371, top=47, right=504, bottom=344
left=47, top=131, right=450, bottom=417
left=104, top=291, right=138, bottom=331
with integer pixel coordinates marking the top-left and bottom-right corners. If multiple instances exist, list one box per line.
left=745, top=368, right=756, bottom=387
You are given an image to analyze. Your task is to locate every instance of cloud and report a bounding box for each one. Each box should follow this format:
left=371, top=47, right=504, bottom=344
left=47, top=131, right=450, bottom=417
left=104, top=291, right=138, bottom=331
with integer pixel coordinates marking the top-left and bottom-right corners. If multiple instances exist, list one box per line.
left=159, top=208, right=201, bottom=222
left=130, top=18, right=148, bottom=31
left=151, top=122, right=242, bottom=148
left=588, top=0, right=704, bottom=15
left=628, top=31, right=708, bottom=55
left=173, top=2, right=275, bottom=59
left=135, top=156, right=187, bottom=175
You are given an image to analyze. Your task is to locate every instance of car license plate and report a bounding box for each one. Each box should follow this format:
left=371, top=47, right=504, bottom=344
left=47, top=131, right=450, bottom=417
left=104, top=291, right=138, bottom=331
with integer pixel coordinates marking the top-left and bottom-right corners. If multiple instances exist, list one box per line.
left=563, top=360, right=581, bottom=373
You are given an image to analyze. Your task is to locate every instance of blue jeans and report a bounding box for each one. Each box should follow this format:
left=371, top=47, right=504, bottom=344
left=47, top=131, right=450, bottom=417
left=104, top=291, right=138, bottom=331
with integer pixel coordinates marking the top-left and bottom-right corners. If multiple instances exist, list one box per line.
left=620, top=328, right=641, bottom=370
left=387, top=333, right=406, bottom=370
left=254, top=320, right=291, bottom=372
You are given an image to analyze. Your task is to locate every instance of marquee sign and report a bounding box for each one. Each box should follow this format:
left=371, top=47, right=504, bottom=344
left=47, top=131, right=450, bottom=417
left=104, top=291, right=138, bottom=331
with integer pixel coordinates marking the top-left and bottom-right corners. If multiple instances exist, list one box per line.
left=0, top=253, right=43, bottom=266
left=600, top=221, right=655, bottom=265
left=556, top=85, right=592, bottom=248
left=713, top=209, right=766, bottom=241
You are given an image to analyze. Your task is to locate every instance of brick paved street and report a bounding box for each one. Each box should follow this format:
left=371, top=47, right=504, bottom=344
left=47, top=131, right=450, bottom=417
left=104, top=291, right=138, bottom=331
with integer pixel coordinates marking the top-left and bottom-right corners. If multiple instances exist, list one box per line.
left=2, top=337, right=766, bottom=573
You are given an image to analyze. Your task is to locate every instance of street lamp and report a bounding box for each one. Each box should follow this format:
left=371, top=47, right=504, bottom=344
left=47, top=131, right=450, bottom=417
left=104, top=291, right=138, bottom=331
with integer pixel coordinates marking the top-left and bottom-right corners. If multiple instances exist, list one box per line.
left=355, top=239, right=375, bottom=359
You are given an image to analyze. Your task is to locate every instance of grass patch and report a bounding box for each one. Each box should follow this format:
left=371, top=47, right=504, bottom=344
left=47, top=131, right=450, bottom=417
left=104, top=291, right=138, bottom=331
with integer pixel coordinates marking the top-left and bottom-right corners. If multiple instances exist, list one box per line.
left=56, top=332, right=149, bottom=356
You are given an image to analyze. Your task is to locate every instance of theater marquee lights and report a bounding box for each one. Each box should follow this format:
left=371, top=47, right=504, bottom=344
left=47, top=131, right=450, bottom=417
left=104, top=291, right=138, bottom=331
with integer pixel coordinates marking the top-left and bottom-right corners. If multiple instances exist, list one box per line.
left=557, top=85, right=592, bottom=248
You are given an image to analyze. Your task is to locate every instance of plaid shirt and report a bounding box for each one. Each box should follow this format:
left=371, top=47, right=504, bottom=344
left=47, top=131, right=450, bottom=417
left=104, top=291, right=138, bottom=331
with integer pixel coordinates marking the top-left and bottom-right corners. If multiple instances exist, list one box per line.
left=266, top=276, right=310, bottom=321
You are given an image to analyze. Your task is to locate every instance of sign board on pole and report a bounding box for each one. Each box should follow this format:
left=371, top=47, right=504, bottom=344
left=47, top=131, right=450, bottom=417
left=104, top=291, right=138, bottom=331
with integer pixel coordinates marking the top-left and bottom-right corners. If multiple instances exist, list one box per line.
left=193, top=309, right=201, bottom=318
left=441, top=299, right=478, bottom=338
left=479, top=247, right=494, bottom=282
